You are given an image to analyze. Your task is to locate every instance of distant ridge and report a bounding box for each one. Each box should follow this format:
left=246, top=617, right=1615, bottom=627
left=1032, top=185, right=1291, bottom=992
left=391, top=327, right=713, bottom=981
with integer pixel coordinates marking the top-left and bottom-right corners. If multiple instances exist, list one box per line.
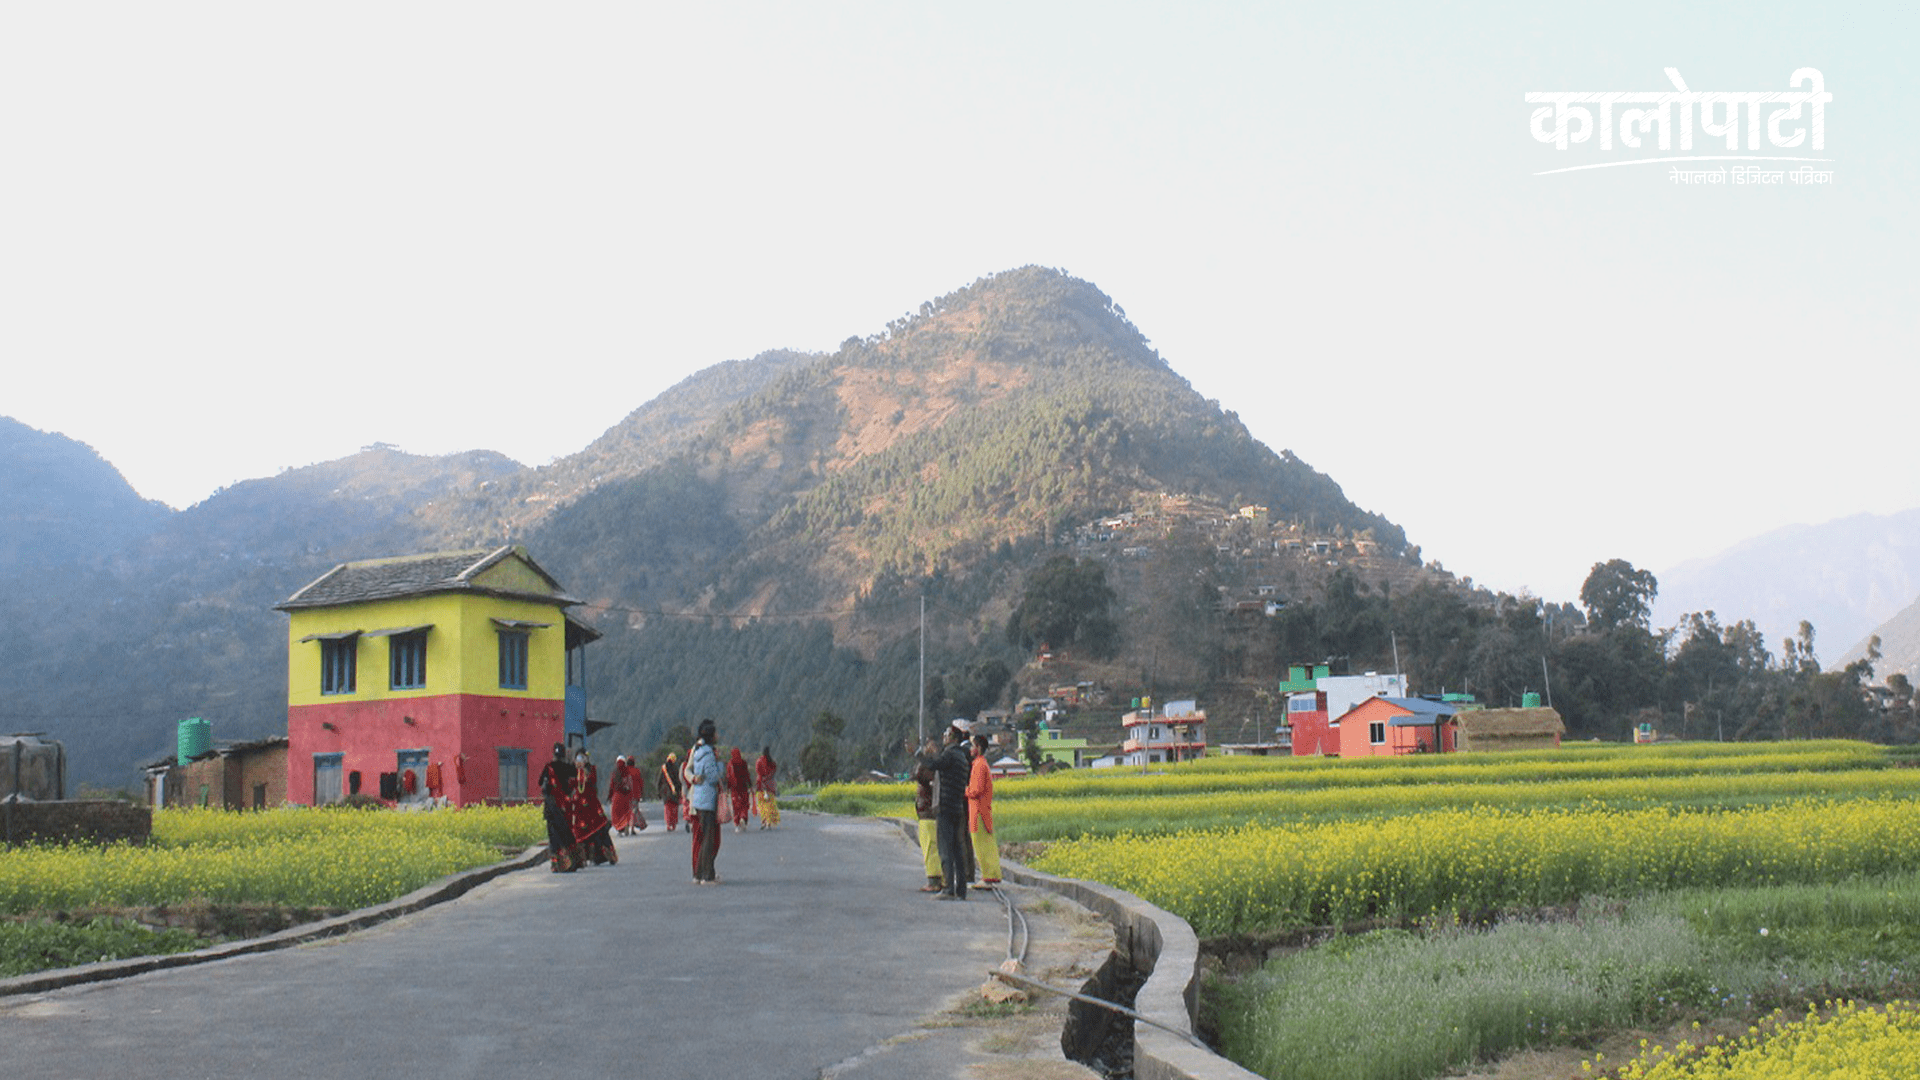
left=1653, top=508, right=1920, bottom=665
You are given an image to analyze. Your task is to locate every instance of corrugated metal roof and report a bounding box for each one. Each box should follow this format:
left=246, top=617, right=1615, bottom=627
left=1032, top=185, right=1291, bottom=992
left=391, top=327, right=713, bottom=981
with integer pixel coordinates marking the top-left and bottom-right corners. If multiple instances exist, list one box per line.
left=1377, top=696, right=1459, bottom=719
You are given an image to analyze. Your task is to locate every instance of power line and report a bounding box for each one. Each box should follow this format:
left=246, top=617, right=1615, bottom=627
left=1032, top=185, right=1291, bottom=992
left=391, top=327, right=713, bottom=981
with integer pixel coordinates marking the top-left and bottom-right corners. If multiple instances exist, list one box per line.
left=583, top=595, right=926, bottom=621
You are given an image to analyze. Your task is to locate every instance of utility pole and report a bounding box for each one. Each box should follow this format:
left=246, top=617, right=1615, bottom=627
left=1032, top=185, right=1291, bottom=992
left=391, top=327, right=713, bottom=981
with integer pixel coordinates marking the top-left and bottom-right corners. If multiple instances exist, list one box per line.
left=918, top=595, right=926, bottom=745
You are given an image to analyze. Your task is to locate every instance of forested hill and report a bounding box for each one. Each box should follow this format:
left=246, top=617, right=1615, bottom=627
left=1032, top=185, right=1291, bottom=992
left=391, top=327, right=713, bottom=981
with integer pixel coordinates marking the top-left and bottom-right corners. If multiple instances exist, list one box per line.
left=1, top=266, right=1416, bottom=786
left=518, top=267, right=1413, bottom=769
left=533, top=266, right=1403, bottom=620
left=0, top=418, right=168, bottom=575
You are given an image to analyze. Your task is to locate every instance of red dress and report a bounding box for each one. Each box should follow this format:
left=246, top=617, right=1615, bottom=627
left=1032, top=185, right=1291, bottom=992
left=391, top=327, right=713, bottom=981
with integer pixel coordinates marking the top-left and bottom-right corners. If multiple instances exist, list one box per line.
left=608, top=760, right=635, bottom=833
left=725, top=749, right=752, bottom=823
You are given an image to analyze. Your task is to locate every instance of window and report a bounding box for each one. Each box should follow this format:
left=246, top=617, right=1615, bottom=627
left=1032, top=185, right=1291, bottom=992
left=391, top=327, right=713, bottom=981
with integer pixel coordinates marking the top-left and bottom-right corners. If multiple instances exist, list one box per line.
left=321, top=637, right=357, bottom=694
left=498, top=630, right=529, bottom=690
left=1288, top=696, right=1318, bottom=713
left=499, top=748, right=529, bottom=802
left=390, top=630, right=428, bottom=690
left=314, top=754, right=344, bottom=805
left=1368, top=721, right=1387, bottom=745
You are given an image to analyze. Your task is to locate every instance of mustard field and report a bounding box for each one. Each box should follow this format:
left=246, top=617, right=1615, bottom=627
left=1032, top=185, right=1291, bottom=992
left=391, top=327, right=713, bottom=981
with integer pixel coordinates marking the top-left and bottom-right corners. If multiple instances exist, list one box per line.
left=819, top=739, right=1908, bottom=844
left=0, top=804, right=545, bottom=915
left=1031, top=797, right=1920, bottom=936
left=824, top=739, right=1920, bottom=1080
left=1605, top=999, right=1920, bottom=1079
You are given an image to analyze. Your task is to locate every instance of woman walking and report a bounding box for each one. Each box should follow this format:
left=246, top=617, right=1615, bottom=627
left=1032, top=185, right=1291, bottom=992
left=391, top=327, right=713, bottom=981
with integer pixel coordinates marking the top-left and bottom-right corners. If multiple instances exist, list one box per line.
left=688, top=720, right=723, bottom=884
left=967, top=733, right=1001, bottom=889
left=608, top=755, right=636, bottom=836
left=726, top=746, right=753, bottom=833
left=573, top=751, right=617, bottom=865
left=659, top=752, right=684, bottom=832
left=537, top=743, right=580, bottom=873
left=753, top=746, right=780, bottom=829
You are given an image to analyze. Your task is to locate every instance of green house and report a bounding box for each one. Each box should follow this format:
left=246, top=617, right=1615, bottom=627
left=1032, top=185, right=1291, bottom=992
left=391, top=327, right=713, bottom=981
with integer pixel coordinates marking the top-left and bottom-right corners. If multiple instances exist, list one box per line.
left=1033, top=722, right=1093, bottom=768
left=1278, top=662, right=1332, bottom=694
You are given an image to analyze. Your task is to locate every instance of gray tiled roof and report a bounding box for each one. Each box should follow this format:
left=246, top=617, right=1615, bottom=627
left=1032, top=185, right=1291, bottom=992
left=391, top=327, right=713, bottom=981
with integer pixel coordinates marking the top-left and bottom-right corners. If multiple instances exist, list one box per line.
left=277, top=545, right=580, bottom=610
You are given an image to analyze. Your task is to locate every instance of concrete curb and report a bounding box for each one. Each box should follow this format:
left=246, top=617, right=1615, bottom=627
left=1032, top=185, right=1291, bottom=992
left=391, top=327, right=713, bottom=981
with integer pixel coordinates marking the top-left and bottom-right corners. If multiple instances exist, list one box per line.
left=0, top=844, right=548, bottom=998
left=886, top=819, right=1260, bottom=1080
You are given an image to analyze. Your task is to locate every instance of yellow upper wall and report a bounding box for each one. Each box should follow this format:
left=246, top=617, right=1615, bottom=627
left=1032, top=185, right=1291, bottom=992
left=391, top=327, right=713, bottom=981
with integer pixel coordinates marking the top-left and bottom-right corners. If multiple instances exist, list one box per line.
left=287, top=592, right=569, bottom=707
left=471, top=557, right=558, bottom=597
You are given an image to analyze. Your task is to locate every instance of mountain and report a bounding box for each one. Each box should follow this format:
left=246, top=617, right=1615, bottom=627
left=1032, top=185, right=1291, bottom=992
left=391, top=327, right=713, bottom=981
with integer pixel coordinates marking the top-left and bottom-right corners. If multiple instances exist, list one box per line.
left=0, top=418, right=168, bottom=576
left=1651, top=509, right=1920, bottom=665
left=1855, top=596, right=1920, bottom=686
left=1, top=266, right=1415, bottom=786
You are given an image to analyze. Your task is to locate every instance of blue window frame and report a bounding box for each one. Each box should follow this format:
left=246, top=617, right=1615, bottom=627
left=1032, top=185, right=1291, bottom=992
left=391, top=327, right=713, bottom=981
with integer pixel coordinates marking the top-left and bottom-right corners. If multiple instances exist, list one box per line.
left=389, top=630, right=428, bottom=690
left=321, top=637, right=357, bottom=695
left=498, top=748, right=529, bottom=802
left=498, top=630, right=529, bottom=690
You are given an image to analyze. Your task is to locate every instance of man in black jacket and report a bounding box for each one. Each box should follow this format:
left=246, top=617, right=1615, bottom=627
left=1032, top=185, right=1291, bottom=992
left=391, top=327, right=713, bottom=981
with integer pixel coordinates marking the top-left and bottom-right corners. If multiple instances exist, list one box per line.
left=931, top=722, right=972, bottom=900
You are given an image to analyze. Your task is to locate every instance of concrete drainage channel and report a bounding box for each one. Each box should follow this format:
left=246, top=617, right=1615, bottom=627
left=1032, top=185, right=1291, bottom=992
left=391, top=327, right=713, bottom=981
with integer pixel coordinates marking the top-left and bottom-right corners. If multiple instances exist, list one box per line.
left=887, top=818, right=1261, bottom=1080
left=998, top=860, right=1265, bottom=1080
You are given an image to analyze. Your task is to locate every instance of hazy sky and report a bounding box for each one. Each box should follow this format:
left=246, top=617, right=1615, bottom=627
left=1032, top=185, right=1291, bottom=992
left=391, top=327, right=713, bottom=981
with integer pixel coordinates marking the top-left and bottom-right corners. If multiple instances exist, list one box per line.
left=4, top=2, right=1912, bottom=607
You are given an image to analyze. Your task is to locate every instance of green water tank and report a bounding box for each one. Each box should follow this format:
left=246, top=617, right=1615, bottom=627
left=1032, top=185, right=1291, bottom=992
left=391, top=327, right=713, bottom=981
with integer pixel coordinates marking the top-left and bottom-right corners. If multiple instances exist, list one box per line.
left=177, top=717, right=212, bottom=761
left=1522, top=692, right=1542, bottom=708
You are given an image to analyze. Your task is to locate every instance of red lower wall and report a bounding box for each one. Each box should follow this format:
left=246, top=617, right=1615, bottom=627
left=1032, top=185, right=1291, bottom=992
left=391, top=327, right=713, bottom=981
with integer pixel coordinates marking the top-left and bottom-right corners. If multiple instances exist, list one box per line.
left=287, top=694, right=564, bottom=806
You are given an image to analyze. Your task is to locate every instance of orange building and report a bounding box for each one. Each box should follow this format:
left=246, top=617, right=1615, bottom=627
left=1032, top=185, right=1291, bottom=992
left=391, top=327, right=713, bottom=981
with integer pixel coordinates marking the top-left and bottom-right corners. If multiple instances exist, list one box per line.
left=1335, top=696, right=1459, bottom=758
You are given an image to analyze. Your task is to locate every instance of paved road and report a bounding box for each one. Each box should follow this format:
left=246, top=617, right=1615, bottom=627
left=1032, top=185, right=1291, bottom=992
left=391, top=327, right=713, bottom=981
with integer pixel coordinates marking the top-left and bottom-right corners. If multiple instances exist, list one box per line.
left=2, top=808, right=1014, bottom=1080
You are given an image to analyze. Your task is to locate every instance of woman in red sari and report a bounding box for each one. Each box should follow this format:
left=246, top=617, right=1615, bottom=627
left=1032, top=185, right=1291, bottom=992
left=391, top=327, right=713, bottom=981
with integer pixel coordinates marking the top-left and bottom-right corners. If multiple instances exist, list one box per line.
left=571, top=751, right=617, bottom=865
left=608, top=755, right=636, bottom=836
left=725, top=747, right=752, bottom=833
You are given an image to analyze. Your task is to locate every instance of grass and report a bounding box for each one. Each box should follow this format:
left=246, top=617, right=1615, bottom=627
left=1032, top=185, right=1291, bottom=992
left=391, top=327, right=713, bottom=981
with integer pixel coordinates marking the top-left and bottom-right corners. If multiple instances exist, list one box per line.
left=0, top=916, right=209, bottom=978
left=1207, top=874, right=1920, bottom=1080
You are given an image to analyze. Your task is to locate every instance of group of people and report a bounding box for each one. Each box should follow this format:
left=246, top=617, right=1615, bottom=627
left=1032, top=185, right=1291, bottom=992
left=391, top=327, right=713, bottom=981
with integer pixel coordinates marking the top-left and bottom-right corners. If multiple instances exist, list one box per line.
left=538, top=743, right=620, bottom=873
left=541, top=725, right=779, bottom=883
left=911, top=720, right=1000, bottom=900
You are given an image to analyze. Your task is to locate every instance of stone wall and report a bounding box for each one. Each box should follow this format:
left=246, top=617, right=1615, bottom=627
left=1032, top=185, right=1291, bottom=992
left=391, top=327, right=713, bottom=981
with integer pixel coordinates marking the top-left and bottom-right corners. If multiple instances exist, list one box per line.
left=1, top=800, right=151, bottom=846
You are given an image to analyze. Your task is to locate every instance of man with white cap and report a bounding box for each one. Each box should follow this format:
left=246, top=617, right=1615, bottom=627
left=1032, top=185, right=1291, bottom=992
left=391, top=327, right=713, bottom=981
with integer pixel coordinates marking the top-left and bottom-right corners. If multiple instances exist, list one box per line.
left=930, top=720, right=973, bottom=900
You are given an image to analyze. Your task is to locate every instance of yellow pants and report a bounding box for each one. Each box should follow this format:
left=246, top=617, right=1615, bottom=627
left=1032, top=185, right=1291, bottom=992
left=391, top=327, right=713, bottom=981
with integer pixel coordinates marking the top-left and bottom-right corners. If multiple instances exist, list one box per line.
left=918, top=819, right=940, bottom=879
left=971, top=824, right=1001, bottom=883
left=756, top=790, right=780, bottom=826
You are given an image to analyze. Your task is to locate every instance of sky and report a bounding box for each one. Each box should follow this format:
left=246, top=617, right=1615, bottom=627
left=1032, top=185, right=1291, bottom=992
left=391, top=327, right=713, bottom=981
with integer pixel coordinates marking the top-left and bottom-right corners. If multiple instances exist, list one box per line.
left=3, top=2, right=1914, bottom=607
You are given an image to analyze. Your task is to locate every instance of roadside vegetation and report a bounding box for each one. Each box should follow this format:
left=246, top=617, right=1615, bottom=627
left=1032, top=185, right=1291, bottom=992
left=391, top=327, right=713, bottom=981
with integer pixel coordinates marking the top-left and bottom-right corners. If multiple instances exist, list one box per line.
left=820, top=739, right=1920, bottom=1079
left=0, top=804, right=543, bottom=978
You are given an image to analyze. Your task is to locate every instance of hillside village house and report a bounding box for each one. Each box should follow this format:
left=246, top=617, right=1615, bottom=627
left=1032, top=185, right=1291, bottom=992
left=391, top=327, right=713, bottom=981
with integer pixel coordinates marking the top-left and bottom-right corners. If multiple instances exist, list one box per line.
left=145, top=735, right=288, bottom=810
left=1120, top=699, right=1207, bottom=766
left=1031, top=721, right=1095, bottom=768
left=1337, top=696, right=1460, bottom=757
left=1278, top=664, right=1407, bottom=757
left=277, top=546, right=601, bottom=807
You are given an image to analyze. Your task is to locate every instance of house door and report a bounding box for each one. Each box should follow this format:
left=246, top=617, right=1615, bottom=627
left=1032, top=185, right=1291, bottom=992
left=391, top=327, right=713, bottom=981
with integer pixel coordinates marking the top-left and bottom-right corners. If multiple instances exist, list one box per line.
left=314, top=754, right=343, bottom=805
left=396, top=749, right=429, bottom=805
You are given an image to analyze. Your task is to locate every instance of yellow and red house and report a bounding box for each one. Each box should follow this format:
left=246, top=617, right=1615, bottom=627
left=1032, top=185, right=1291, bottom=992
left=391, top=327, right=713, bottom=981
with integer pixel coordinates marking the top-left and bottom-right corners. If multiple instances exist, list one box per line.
left=278, top=546, right=601, bottom=807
